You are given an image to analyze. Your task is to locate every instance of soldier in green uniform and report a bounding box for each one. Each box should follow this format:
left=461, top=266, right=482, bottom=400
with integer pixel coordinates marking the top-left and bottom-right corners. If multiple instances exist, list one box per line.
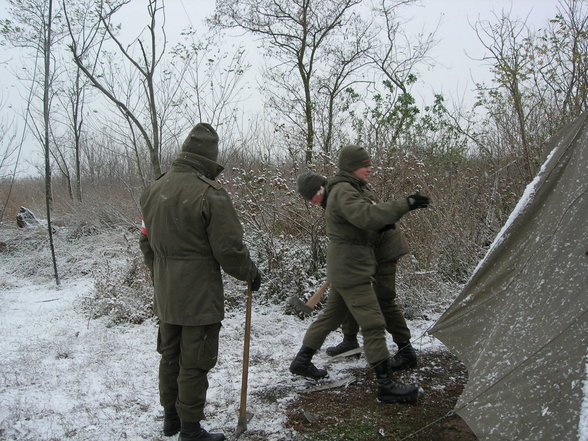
left=290, top=145, right=429, bottom=404
left=140, top=123, right=261, bottom=441
left=296, top=171, right=419, bottom=370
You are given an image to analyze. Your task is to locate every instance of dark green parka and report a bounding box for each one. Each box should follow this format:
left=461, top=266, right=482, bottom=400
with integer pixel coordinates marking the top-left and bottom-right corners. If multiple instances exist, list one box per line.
left=325, top=171, right=410, bottom=288
left=140, top=152, right=258, bottom=326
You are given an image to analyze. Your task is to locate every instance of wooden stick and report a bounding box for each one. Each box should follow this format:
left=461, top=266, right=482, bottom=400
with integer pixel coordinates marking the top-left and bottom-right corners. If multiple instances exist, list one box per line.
left=235, top=282, right=253, bottom=438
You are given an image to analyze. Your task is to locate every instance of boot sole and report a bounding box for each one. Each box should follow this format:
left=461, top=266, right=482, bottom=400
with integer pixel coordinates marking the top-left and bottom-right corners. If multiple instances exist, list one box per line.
left=377, top=395, right=418, bottom=405
left=377, top=386, right=423, bottom=405
left=326, top=346, right=360, bottom=357
left=289, top=367, right=328, bottom=380
left=377, top=391, right=419, bottom=405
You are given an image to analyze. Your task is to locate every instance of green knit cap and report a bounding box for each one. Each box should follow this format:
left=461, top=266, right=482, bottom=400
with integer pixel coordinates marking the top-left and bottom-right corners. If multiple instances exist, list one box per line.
left=338, top=144, right=371, bottom=172
left=297, top=172, right=326, bottom=200
left=181, top=123, right=219, bottom=161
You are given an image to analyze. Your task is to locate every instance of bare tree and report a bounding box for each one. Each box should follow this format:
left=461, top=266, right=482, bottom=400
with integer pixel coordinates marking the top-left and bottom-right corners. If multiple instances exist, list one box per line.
left=0, top=99, right=20, bottom=224
left=313, top=15, right=377, bottom=154
left=365, top=0, right=436, bottom=149
left=532, top=0, right=588, bottom=120
left=474, top=10, right=535, bottom=179
left=167, top=32, right=250, bottom=147
left=51, top=56, right=91, bottom=202
left=64, top=0, right=250, bottom=183
left=64, top=0, right=167, bottom=178
left=1, top=0, right=62, bottom=285
left=210, top=0, right=366, bottom=164
left=0, top=101, right=19, bottom=181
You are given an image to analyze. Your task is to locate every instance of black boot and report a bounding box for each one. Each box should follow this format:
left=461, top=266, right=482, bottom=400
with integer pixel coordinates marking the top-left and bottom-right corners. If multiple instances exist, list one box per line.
left=325, top=333, right=359, bottom=356
left=374, top=360, right=420, bottom=404
left=289, top=345, right=328, bottom=379
left=388, top=342, right=418, bottom=371
left=178, top=421, right=225, bottom=441
left=163, top=407, right=181, bottom=436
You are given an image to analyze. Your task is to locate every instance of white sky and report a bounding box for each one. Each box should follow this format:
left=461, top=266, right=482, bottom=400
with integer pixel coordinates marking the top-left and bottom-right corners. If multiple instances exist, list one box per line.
left=0, top=0, right=562, bottom=174
left=404, top=0, right=558, bottom=105
left=137, top=0, right=560, bottom=105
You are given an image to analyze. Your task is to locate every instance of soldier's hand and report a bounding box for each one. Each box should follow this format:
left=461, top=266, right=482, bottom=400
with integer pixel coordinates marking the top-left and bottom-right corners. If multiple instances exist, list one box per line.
left=251, top=271, right=262, bottom=292
left=407, top=193, right=430, bottom=210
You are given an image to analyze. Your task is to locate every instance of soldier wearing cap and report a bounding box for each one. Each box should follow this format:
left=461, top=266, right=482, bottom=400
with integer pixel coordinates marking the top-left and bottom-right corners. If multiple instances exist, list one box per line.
left=290, top=145, right=430, bottom=404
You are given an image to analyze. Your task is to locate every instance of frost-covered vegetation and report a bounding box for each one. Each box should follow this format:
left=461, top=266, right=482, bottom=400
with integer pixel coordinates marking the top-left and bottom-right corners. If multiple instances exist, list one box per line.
left=0, top=149, right=517, bottom=326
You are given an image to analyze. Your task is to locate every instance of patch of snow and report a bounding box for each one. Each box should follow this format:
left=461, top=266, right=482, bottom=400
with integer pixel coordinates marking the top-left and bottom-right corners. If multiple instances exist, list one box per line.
left=580, top=358, right=588, bottom=441
left=0, top=261, right=443, bottom=441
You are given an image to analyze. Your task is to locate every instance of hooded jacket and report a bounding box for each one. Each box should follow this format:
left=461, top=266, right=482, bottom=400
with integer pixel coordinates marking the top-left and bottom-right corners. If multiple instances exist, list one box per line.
left=139, top=151, right=257, bottom=325
left=325, top=171, right=410, bottom=288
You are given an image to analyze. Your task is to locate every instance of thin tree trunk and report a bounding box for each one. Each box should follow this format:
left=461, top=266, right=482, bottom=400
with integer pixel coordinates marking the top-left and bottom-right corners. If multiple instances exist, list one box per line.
left=44, top=0, right=60, bottom=286
left=510, top=79, right=533, bottom=180
left=73, top=67, right=83, bottom=202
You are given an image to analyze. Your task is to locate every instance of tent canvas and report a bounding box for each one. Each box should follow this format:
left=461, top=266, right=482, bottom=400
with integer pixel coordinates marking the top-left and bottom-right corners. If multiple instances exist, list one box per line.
left=430, top=111, right=588, bottom=441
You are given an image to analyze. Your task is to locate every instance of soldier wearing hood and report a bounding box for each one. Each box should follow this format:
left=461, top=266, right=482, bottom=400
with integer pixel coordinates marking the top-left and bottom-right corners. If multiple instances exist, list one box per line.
left=290, top=145, right=430, bottom=404
left=140, top=123, right=261, bottom=441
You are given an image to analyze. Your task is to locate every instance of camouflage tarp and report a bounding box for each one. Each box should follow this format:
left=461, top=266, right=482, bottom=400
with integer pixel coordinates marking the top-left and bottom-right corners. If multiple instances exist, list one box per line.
left=430, top=111, right=588, bottom=441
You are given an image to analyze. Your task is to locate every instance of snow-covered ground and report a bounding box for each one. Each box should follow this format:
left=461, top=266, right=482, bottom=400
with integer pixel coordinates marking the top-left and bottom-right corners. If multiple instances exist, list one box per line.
left=0, top=229, right=443, bottom=441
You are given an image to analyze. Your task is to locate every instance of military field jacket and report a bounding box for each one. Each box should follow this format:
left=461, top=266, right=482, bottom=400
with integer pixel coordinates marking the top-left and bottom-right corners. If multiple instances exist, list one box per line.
left=325, top=172, right=410, bottom=288
left=139, top=152, right=257, bottom=325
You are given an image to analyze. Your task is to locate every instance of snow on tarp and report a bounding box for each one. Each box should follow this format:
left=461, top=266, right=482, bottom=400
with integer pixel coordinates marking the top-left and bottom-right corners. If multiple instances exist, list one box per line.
left=430, top=111, right=588, bottom=441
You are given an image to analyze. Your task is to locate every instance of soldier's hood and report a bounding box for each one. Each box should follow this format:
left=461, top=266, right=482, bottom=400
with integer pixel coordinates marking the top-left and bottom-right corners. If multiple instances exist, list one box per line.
left=173, top=151, right=224, bottom=180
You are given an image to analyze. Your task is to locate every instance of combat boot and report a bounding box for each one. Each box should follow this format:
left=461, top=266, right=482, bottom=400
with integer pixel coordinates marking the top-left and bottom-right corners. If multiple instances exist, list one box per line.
left=388, top=342, right=418, bottom=371
left=178, top=421, right=225, bottom=441
left=325, top=333, right=359, bottom=356
left=162, top=407, right=180, bottom=436
left=374, top=360, right=420, bottom=404
left=289, top=345, right=328, bottom=379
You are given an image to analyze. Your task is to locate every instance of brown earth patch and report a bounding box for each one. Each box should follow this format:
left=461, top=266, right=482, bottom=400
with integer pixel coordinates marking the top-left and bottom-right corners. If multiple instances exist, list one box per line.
left=282, top=350, right=478, bottom=441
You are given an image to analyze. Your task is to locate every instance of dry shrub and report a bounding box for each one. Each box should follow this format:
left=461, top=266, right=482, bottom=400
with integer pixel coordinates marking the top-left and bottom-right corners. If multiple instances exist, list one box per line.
left=224, top=165, right=329, bottom=306
left=370, top=151, right=530, bottom=285
left=82, top=234, right=153, bottom=325
left=53, top=179, right=143, bottom=238
left=1, top=146, right=533, bottom=324
left=0, top=177, right=46, bottom=225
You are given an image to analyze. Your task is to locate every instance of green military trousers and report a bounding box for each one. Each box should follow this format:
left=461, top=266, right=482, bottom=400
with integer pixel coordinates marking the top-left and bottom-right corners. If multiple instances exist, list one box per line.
left=340, top=260, right=411, bottom=345
left=157, top=321, right=221, bottom=423
left=302, top=283, right=389, bottom=365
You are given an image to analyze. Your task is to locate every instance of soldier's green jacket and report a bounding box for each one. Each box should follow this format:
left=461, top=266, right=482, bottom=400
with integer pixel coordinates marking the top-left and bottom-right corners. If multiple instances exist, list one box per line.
left=325, top=171, right=410, bottom=288
left=139, top=152, right=257, bottom=326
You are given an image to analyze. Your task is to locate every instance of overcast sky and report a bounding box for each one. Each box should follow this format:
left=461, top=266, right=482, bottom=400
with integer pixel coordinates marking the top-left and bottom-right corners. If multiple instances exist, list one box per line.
left=404, top=0, right=559, bottom=105
left=0, top=0, right=561, bottom=105
left=158, top=0, right=560, bottom=106
left=0, top=0, right=562, bottom=174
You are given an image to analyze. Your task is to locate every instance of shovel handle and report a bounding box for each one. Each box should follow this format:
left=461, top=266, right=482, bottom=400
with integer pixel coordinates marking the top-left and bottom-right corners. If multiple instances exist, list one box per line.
left=238, top=281, right=253, bottom=425
left=306, top=281, right=330, bottom=308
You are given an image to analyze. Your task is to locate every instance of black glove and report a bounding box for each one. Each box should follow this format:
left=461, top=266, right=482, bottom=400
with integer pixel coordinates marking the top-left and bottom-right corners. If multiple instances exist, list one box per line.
left=407, top=193, right=430, bottom=210
left=251, top=271, right=262, bottom=292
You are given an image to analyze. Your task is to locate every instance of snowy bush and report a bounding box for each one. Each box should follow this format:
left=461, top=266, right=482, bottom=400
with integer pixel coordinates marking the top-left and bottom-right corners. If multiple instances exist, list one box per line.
left=224, top=165, right=330, bottom=309
left=82, top=235, right=153, bottom=325
left=0, top=146, right=530, bottom=326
